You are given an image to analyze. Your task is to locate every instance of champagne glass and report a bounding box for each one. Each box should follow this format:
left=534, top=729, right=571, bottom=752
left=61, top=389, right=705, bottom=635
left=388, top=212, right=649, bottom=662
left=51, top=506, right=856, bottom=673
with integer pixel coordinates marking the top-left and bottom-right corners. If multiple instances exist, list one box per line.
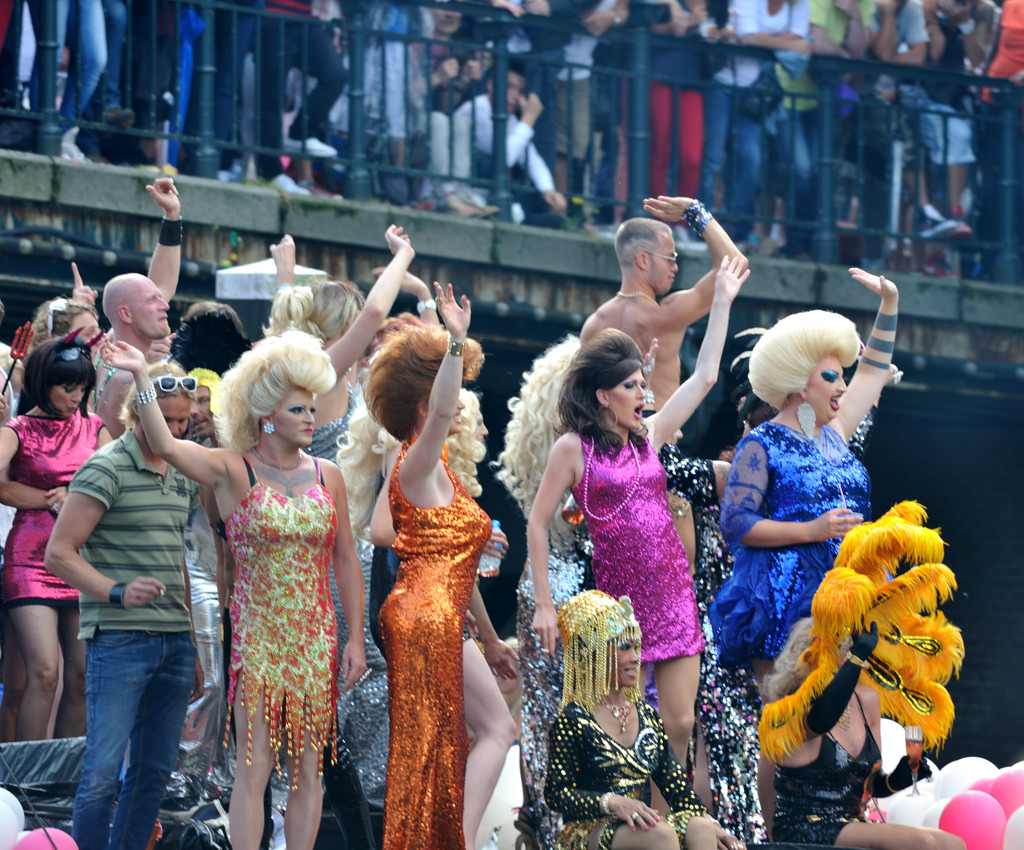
left=905, top=725, right=924, bottom=796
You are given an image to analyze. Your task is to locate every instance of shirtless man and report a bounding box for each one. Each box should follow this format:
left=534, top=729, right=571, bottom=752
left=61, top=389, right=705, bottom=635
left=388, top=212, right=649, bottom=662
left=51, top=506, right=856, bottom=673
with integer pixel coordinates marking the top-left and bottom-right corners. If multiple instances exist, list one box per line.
left=94, top=177, right=182, bottom=436
left=581, top=196, right=747, bottom=410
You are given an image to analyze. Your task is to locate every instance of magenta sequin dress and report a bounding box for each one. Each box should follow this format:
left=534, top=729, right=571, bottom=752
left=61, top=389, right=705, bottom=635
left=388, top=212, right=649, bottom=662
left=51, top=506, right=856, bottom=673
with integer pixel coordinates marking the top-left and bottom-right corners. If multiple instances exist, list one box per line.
left=2, top=412, right=105, bottom=607
left=572, top=434, right=703, bottom=663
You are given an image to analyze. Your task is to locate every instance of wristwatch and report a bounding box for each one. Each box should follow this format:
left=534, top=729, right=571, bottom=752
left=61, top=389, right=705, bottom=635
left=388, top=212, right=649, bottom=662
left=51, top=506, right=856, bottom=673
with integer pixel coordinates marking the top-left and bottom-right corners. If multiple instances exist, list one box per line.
left=416, top=297, right=436, bottom=315
left=109, top=583, right=126, bottom=608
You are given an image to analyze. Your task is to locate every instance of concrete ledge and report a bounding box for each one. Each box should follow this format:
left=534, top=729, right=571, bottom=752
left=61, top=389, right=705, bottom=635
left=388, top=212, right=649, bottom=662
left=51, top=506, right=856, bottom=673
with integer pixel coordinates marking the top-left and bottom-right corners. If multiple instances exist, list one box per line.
left=0, top=151, right=54, bottom=203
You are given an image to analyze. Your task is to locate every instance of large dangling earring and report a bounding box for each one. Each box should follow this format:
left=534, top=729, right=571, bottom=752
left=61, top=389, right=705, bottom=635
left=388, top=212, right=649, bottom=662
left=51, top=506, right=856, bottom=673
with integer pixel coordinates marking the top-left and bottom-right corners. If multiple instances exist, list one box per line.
left=263, top=421, right=275, bottom=435
left=796, top=401, right=816, bottom=437
left=600, top=405, right=620, bottom=429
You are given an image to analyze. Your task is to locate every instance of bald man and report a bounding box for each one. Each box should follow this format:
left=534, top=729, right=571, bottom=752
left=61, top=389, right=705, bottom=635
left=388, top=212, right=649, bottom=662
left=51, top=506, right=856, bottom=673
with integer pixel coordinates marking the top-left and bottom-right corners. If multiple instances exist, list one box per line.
left=581, top=196, right=747, bottom=410
left=95, top=178, right=181, bottom=436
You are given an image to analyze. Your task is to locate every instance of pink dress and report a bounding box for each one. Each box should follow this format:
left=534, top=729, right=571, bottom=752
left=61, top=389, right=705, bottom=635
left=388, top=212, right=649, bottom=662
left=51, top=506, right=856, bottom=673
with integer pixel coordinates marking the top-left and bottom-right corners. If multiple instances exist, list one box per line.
left=571, top=434, right=703, bottom=663
left=2, top=412, right=105, bottom=607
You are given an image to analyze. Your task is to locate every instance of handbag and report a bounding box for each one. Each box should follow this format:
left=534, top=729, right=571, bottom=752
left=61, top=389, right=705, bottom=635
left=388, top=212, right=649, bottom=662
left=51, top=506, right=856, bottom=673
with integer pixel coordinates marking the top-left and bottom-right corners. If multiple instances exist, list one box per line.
left=738, top=65, right=783, bottom=119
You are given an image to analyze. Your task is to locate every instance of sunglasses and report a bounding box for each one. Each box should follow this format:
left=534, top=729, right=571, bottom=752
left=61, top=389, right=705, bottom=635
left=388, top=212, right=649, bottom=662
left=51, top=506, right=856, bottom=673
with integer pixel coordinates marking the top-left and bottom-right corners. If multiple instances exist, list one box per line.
left=153, top=376, right=198, bottom=394
left=56, top=346, right=90, bottom=362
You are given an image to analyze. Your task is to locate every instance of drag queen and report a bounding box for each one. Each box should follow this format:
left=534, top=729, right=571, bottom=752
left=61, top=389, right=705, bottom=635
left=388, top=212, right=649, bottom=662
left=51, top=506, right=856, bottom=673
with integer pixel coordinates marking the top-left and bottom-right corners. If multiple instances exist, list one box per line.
left=101, top=330, right=366, bottom=850
left=710, top=268, right=898, bottom=674
left=546, top=590, right=744, bottom=850
left=363, top=286, right=491, bottom=850
left=528, top=256, right=746, bottom=771
left=495, top=335, right=595, bottom=850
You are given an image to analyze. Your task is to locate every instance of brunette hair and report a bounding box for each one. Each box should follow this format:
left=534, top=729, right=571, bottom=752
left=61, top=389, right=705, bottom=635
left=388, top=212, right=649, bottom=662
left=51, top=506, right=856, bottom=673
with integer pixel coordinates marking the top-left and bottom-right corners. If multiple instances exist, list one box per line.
left=364, top=325, right=483, bottom=442
left=22, top=335, right=96, bottom=417
left=557, top=329, right=645, bottom=451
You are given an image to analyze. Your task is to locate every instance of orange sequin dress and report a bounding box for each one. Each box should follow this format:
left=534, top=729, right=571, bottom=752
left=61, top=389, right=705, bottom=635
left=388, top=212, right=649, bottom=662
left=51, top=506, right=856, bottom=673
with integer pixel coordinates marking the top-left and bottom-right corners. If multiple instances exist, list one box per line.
left=226, top=458, right=339, bottom=787
left=380, top=445, right=491, bottom=850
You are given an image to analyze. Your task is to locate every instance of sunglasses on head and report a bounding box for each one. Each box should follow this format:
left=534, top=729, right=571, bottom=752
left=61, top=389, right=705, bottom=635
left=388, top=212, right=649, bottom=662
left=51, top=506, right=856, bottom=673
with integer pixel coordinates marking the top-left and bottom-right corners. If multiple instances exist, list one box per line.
left=56, top=346, right=90, bottom=362
left=153, top=376, right=198, bottom=394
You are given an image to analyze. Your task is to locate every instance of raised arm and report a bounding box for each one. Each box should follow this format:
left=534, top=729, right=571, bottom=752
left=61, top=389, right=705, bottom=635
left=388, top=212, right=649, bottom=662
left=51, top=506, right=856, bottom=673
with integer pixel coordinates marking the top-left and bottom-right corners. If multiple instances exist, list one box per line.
left=834, top=269, right=898, bottom=441
left=643, top=196, right=748, bottom=333
left=647, top=255, right=748, bottom=450
left=399, top=284, right=471, bottom=489
left=325, top=226, right=417, bottom=376
left=526, top=433, right=583, bottom=655
left=99, top=338, right=232, bottom=491
left=145, top=177, right=182, bottom=303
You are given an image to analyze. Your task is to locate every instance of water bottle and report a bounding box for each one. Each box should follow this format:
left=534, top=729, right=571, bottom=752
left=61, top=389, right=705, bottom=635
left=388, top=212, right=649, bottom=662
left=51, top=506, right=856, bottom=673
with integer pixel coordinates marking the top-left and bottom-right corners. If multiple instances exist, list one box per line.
left=478, top=520, right=503, bottom=577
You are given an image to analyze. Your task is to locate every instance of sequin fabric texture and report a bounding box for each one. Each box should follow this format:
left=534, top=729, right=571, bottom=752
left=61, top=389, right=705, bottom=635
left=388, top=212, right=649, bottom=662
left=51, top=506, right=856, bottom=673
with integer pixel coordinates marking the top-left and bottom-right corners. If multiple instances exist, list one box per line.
left=517, top=529, right=594, bottom=848
left=379, top=445, right=491, bottom=850
left=658, top=446, right=766, bottom=844
left=712, top=423, right=871, bottom=663
left=572, top=435, right=703, bottom=663
left=2, top=412, right=105, bottom=605
left=225, top=459, right=340, bottom=788
left=546, top=700, right=706, bottom=850
left=773, top=720, right=881, bottom=844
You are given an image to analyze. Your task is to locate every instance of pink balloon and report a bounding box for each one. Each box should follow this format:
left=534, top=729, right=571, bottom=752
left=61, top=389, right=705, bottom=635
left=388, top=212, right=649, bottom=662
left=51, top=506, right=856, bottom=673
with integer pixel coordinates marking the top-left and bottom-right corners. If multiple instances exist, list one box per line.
left=970, top=777, right=995, bottom=794
left=989, top=770, right=1024, bottom=819
left=940, top=791, right=1007, bottom=850
left=15, top=829, right=78, bottom=850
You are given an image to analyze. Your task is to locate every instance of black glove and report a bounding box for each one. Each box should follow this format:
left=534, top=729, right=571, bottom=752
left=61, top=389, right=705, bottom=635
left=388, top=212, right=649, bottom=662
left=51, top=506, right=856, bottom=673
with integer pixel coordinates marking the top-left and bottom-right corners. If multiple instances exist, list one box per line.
left=876, top=754, right=933, bottom=795
left=849, top=621, right=879, bottom=663
left=806, top=622, right=878, bottom=735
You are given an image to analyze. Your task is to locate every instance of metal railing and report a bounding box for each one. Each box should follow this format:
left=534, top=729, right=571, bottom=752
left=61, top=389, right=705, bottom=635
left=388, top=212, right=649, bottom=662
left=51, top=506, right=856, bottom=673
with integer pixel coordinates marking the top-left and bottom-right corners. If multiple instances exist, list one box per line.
left=0, top=0, right=1020, bottom=282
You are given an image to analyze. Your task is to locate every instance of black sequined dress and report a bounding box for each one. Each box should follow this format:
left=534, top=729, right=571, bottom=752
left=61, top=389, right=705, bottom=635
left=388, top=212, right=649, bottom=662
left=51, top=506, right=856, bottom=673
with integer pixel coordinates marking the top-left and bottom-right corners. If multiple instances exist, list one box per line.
left=772, top=716, right=881, bottom=845
left=658, top=445, right=766, bottom=844
left=546, top=700, right=706, bottom=850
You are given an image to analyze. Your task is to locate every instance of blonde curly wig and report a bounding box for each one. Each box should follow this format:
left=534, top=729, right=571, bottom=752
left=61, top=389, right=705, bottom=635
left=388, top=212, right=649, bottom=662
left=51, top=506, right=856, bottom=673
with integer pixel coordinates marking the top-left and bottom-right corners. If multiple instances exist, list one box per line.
left=337, top=401, right=398, bottom=542
left=748, top=310, right=860, bottom=411
left=495, top=336, right=580, bottom=545
left=215, top=330, right=335, bottom=453
left=264, top=279, right=364, bottom=342
left=446, top=389, right=486, bottom=497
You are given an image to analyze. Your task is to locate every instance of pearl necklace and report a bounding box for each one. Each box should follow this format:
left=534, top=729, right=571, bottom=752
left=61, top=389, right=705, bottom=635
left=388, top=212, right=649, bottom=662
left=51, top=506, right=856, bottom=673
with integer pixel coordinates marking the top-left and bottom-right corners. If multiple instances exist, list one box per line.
left=581, top=437, right=641, bottom=522
left=600, top=699, right=632, bottom=734
left=251, top=448, right=303, bottom=471
left=615, top=290, right=658, bottom=305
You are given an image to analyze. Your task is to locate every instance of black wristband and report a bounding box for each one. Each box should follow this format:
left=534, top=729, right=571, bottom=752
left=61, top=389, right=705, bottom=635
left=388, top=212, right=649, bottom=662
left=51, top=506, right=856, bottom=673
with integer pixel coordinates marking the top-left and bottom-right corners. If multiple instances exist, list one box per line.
left=682, top=199, right=714, bottom=237
left=158, top=218, right=183, bottom=247
left=109, top=582, right=126, bottom=608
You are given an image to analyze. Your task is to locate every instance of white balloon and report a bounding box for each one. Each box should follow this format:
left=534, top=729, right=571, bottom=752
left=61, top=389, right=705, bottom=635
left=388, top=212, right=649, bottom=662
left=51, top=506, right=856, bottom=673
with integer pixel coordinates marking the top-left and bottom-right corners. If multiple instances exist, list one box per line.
left=935, top=757, right=999, bottom=800
left=0, top=790, right=24, bottom=833
left=1004, top=806, right=1024, bottom=850
left=880, top=719, right=907, bottom=772
left=474, top=745, right=524, bottom=850
left=922, top=797, right=951, bottom=829
left=886, top=792, right=935, bottom=827
left=0, top=805, right=16, bottom=850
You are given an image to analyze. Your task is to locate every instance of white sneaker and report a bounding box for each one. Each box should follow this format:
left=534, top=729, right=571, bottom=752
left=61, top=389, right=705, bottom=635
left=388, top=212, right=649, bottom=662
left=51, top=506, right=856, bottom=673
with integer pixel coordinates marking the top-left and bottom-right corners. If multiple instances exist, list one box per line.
left=270, top=173, right=311, bottom=195
left=61, top=127, right=85, bottom=160
left=283, top=136, right=337, bottom=158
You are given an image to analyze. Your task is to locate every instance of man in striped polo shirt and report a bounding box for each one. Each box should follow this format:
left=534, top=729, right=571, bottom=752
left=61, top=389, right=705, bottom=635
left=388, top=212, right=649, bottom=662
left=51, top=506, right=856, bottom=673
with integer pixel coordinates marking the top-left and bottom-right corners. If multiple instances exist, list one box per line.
left=46, top=362, right=200, bottom=850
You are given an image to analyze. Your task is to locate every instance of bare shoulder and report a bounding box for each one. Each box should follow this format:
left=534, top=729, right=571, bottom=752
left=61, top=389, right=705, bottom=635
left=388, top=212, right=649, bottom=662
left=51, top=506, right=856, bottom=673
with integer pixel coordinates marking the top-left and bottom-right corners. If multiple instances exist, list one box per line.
left=581, top=299, right=627, bottom=343
left=855, top=684, right=881, bottom=715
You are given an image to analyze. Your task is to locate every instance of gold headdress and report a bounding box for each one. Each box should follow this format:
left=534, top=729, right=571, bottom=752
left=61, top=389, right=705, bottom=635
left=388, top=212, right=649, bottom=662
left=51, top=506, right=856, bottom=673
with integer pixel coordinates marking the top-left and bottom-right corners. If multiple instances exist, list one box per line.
left=760, top=501, right=964, bottom=761
left=558, top=590, right=642, bottom=711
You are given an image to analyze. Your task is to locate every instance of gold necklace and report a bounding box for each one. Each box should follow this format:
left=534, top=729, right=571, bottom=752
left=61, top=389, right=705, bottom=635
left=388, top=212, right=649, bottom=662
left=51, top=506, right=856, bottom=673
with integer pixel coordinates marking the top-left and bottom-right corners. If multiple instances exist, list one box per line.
left=251, top=448, right=303, bottom=471
left=615, top=290, right=658, bottom=305
left=600, top=699, right=632, bottom=734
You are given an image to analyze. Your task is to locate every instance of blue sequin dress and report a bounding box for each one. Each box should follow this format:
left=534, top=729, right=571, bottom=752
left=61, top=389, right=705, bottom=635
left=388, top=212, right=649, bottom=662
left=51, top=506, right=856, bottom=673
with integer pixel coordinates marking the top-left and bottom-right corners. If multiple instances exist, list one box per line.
left=710, top=422, right=870, bottom=664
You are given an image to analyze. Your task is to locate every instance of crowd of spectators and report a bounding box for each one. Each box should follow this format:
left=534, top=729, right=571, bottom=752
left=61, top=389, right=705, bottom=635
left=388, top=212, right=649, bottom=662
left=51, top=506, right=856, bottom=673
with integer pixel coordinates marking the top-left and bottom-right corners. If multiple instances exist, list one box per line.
left=2, top=0, right=1024, bottom=277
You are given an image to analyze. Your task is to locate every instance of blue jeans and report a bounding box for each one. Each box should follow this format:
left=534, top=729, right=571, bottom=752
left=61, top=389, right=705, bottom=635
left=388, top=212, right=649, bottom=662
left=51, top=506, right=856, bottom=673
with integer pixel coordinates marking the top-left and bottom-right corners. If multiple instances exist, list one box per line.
left=74, top=630, right=195, bottom=850
left=700, top=86, right=762, bottom=241
left=775, top=106, right=819, bottom=255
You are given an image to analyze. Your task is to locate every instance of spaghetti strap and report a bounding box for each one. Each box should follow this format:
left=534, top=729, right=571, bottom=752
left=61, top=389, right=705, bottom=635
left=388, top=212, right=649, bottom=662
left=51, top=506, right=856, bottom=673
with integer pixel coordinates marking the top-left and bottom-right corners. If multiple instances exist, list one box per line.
left=315, top=456, right=325, bottom=486
left=242, top=457, right=257, bottom=487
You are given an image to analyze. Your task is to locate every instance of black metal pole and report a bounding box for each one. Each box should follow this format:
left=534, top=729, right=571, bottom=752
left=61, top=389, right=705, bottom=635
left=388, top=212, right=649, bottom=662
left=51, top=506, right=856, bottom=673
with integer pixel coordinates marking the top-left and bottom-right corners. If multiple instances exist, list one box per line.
left=194, top=0, right=218, bottom=177
left=812, top=62, right=839, bottom=264
left=343, top=0, right=371, bottom=200
left=625, top=0, right=665, bottom=220
left=994, top=86, right=1022, bottom=285
left=36, top=0, right=61, bottom=155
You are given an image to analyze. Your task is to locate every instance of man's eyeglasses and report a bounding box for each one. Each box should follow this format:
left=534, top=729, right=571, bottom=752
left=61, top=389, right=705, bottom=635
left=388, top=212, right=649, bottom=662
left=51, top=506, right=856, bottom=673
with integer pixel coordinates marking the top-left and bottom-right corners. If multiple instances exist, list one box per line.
left=647, top=250, right=678, bottom=264
left=153, top=376, right=199, bottom=394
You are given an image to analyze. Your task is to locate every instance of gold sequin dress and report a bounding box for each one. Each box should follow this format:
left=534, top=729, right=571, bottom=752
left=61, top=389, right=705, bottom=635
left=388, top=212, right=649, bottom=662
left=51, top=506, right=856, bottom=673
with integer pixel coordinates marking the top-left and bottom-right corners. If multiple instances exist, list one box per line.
left=226, top=458, right=339, bottom=787
left=379, top=445, right=491, bottom=850
left=546, top=701, right=707, bottom=850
